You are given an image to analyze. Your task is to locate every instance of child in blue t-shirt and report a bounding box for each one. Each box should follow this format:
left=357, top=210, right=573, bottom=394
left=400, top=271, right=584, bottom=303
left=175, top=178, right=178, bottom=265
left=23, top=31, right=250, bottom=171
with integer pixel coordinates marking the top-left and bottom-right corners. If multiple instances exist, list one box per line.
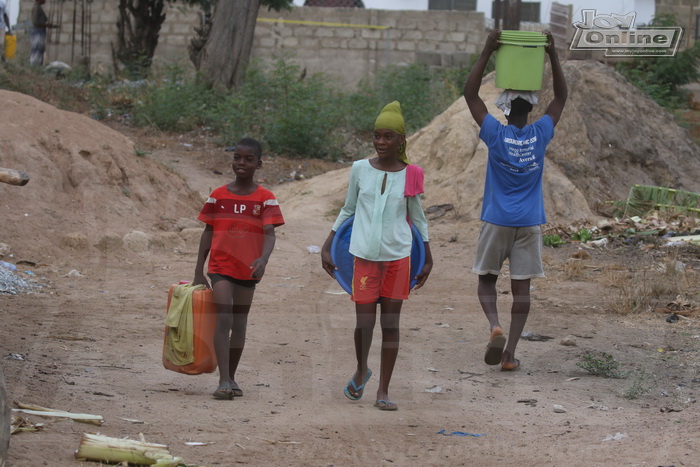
left=463, top=30, right=567, bottom=372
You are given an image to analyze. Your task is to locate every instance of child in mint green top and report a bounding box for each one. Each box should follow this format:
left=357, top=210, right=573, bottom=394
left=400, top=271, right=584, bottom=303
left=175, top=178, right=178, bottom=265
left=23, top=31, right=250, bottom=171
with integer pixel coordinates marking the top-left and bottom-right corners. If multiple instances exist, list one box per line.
left=331, top=159, right=429, bottom=261
left=321, top=101, right=433, bottom=412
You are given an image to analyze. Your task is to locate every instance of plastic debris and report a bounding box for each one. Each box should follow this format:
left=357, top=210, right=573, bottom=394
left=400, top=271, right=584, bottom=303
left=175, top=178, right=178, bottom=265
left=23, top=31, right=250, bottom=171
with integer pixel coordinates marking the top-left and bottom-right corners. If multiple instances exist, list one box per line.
left=437, top=430, right=485, bottom=437
left=424, top=386, right=444, bottom=393
left=306, top=245, right=321, bottom=254
left=521, top=332, right=553, bottom=341
left=603, top=432, right=628, bottom=441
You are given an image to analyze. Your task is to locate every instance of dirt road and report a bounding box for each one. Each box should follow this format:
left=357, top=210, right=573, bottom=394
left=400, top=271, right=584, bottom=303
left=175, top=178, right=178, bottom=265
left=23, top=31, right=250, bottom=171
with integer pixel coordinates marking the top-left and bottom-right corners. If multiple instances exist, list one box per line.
left=2, top=199, right=699, bottom=466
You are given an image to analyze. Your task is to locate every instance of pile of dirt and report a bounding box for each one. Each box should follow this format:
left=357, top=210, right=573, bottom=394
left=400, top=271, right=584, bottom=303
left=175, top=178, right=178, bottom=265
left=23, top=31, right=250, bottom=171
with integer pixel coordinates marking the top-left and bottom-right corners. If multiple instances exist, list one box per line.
left=1, top=60, right=699, bottom=262
left=0, top=90, right=202, bottom=264
left=276, top=60, right=700, bottom=225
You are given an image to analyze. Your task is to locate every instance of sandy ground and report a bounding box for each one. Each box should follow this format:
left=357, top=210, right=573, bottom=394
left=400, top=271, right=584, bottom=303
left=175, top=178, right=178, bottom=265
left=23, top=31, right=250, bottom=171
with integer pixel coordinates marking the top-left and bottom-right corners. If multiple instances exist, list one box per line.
left=1, top=61, right=700, bottom=465
left=2, top=137, right=699, bottom=467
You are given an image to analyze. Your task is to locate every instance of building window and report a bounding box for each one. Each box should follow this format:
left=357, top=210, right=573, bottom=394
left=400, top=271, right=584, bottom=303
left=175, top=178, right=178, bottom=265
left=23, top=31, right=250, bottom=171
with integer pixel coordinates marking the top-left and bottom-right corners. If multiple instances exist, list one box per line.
left=491, top=2, right=541, bottom=23
left=428, top=0, right=477, bottom=11
left=696, top=14, right=700, bottom=39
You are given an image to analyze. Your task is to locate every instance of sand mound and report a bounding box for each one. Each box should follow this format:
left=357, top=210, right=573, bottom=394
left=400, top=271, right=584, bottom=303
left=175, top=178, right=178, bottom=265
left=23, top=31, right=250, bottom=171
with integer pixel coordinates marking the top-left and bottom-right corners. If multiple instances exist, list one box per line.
left=2, top=59, right=699, bottom=261
left=0, top=90, right=202, bottom=262
left=276, top=60, right=700, bottom=224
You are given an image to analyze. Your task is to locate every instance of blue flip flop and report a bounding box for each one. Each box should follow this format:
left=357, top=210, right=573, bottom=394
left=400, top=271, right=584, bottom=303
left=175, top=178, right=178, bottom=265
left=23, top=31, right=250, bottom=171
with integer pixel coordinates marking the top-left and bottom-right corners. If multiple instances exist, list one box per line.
left=343, top=369, right=372, bottom=401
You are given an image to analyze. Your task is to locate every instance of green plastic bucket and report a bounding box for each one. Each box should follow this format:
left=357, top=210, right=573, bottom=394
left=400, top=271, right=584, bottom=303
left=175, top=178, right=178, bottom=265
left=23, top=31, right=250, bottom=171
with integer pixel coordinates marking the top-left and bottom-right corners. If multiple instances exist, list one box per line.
left=495, top=31, right=547, bottom=91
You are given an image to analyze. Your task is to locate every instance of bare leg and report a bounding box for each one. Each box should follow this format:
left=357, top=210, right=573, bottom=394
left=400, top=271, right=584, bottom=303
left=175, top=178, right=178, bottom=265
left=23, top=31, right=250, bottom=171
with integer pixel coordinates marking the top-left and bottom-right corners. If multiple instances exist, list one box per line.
left=376, top=297, right=402, bottom=406
left=503, top=278, right=531, bottom=366
left=227, top=283, right=254, bottom=391
left=211, top=280, right=254, bottom=395
left=346, top=302, right=377, bottom=398
left=477, top=274, right=501, bottom=331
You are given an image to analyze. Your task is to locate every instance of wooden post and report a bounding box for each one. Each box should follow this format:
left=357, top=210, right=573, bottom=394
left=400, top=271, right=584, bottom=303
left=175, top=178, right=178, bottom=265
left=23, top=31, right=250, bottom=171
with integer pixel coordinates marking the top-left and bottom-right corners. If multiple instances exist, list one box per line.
left=0, top=168, right=30, bottom=186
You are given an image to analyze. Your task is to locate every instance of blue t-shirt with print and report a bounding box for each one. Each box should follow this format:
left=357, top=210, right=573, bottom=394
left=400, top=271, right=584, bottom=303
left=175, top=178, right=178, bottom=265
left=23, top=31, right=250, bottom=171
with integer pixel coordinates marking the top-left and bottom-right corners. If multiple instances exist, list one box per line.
left=478, top=113, right=554, bottom=227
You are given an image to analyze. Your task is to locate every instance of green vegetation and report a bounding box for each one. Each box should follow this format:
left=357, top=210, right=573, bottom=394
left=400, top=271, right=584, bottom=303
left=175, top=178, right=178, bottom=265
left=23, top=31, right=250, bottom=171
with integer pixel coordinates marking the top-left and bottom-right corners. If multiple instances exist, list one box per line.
left=611, top=184, right=700, bottom=218
left=542, top=234, right=565, bottom=247
left=623, top=370, right=652, bottom=399
left=0, top=54, right=471, bottom=161
left=571, top=227, right=593, bottom=243
left=576, top=352, right=627, bottom=378
left=616, top=15, right=700, bottom=110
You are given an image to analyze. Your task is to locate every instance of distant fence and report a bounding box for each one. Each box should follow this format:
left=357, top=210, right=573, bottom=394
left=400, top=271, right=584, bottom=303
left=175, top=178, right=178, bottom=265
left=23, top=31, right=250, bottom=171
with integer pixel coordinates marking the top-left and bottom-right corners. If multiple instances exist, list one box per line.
left=15, top=0, right=487, bottom=88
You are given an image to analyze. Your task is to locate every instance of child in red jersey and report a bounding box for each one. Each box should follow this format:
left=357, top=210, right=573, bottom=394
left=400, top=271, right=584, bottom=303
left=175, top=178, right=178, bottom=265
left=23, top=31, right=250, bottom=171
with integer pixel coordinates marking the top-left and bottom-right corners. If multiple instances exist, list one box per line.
left=192, top=138, right=285, bottom=400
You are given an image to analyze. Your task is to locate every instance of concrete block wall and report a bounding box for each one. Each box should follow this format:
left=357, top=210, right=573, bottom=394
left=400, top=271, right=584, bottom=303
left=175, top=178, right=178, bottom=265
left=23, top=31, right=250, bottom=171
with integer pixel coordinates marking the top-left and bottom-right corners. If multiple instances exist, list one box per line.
left=16, top=1, right=486, bottom=88
left=253, top=8, right=485, bottom=87
left=655, top=0, right=697, bottom=50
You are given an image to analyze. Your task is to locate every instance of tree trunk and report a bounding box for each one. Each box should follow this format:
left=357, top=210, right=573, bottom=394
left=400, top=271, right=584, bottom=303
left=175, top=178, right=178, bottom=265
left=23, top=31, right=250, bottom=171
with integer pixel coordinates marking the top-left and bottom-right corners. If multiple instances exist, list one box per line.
left=114, top=0, right=166, bottom=79
left=191, top=0, right=261, bottom=90
left=0, top=368, right=9, bottom=467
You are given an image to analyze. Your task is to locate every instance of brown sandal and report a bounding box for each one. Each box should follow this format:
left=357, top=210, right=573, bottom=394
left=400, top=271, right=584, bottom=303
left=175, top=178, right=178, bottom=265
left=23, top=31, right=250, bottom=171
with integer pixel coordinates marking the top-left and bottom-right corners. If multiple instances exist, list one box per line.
left=484, top=328, right=506, bottom=365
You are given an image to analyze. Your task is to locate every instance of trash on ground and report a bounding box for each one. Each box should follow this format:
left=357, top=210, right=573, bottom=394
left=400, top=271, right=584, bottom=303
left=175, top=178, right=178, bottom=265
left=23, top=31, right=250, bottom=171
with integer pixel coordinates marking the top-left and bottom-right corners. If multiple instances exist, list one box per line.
left=13, top=401, right=104, bottom=425
left=10, top=415, right=44, bottom=434
left=118, top=417, right=145, bottom=424
left=521, top=332, right=553, bottom=341
left=75, top=433, right=183, bottom=466
left=424, top=386, right=444, bottom=393
left=4, top=353, right=26, bottom=360
left=436, top=429, right=485, bottom=437
left=603, top=432, right=629, bottom=441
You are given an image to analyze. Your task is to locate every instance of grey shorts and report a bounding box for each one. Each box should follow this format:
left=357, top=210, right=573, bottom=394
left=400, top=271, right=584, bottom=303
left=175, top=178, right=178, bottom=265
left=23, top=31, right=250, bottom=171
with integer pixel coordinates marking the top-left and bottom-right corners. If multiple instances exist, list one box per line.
left=471, top=222, right=544, bottom=280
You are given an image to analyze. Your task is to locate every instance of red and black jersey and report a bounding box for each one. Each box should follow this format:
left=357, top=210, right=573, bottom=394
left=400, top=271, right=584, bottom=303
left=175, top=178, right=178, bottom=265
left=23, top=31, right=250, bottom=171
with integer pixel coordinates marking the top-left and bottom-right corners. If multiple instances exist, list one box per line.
left=198, top=185, right=284, bottom=280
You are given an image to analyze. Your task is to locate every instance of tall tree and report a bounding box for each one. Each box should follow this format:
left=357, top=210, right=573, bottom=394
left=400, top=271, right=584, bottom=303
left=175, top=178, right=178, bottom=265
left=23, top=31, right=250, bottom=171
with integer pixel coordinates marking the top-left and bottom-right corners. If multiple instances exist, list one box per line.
left=114, top=0, right=166, bottom=78
left=189, top=0, right=293, bottom=90
left=115, top=0, right=208, bottom=79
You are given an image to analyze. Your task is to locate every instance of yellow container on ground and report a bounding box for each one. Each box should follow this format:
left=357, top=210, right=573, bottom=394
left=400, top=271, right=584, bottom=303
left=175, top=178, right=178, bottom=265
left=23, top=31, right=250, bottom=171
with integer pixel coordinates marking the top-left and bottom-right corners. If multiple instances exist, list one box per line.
left=495, top=30, right=547, bottom=91
left=4, top=34, right=16, bottom=59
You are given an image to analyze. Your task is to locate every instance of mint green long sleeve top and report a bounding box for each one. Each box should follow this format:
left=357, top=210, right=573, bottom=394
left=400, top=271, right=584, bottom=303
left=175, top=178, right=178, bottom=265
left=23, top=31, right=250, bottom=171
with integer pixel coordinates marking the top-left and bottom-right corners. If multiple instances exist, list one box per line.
left=332, top=159, right=429, bottom=261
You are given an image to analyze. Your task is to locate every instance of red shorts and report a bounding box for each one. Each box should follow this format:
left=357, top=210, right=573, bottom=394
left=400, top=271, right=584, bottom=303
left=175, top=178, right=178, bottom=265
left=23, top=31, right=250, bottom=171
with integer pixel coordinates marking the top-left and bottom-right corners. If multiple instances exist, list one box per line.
left=351, top=256, right=411, bottom=303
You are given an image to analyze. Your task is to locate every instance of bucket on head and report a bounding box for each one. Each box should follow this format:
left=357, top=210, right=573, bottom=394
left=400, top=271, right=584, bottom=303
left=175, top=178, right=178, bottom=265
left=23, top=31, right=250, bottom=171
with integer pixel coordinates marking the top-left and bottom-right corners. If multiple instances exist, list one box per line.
left=495, top=30, right=547, bottom=91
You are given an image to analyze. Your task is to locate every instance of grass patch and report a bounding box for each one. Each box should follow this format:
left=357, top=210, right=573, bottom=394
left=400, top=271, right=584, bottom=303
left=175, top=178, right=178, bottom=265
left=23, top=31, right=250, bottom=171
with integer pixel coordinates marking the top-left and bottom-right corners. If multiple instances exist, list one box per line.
left=623, top=370, right=652, bottom=399
left=577, top=352, right=627, bottom=378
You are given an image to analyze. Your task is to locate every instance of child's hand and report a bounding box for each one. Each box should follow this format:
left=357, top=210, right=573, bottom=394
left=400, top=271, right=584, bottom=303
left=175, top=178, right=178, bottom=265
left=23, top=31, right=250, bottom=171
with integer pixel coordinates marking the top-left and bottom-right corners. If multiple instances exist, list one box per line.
left=191, top=272, right=210, bottom=289
left=250, top=258, right=267, bottom=280
left=321, top=249, right=337, bottom=279
left=412, top=261, right=433, bottom=290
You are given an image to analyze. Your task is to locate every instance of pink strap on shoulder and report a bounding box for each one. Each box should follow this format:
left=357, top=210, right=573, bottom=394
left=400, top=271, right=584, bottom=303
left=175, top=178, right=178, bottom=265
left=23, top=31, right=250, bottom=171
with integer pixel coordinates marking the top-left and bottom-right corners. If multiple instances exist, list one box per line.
left=405, top=164, right=424, bottom=197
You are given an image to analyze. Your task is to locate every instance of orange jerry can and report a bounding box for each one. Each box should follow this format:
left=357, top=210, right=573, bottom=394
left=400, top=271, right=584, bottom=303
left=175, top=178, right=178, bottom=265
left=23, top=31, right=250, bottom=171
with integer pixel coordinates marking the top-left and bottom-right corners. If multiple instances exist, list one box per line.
left=162, top=283, right=218, bottom=375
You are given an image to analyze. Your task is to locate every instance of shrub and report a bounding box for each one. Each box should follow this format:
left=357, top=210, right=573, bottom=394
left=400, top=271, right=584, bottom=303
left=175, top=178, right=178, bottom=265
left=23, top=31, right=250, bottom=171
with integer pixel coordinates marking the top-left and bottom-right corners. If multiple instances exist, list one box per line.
left=577, top=352, right=627, bottom=378
left=131, top=64, right=218, bottom=132
left=616, top=15, right=700, bottom=110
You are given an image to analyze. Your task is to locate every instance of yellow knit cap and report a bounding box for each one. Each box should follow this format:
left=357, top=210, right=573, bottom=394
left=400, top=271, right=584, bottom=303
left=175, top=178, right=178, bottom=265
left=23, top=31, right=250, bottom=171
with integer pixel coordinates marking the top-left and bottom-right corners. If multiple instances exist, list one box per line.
left=374, top=101, right=408, bottom=164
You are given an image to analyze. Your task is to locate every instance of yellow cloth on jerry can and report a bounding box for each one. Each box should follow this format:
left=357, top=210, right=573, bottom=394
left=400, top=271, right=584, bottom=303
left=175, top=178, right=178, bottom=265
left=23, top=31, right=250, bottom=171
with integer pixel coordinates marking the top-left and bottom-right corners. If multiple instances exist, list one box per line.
left=163, top=283, right=206, bottom=366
